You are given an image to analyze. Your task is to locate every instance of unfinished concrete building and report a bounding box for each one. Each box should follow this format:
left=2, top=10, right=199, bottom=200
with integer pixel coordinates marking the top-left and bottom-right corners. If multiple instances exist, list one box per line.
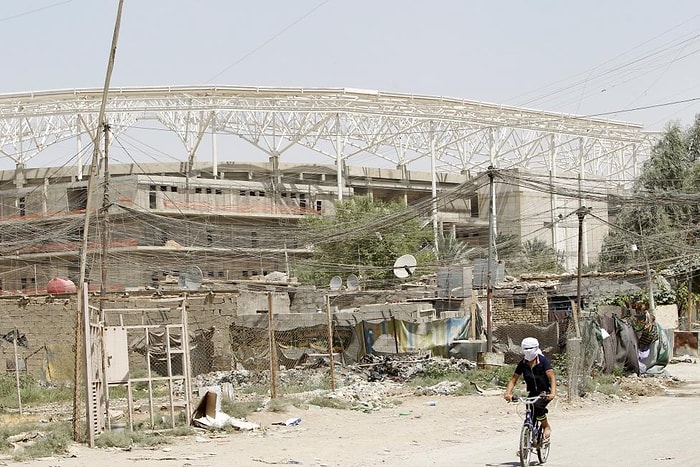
left=0, top=161, right=481, bottom=292
left=0, top=86, right=651, bottom=293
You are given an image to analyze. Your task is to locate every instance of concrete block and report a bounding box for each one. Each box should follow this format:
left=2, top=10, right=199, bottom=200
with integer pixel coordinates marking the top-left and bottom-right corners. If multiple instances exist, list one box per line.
left=477, top=351, right=504, bottom=369
left=673, top=330, right=698, bottom=357
left=654, top=304, right=678, bottom=330
left=450, top=339, right=487, bottom=360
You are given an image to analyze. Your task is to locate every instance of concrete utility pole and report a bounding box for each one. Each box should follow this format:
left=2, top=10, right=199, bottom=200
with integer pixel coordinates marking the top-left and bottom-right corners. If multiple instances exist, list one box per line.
left=568, top=205, right=590, bottom=401
left=486, top=166, right=496, bottom=352
left=574, top=206, right=590, bottom=339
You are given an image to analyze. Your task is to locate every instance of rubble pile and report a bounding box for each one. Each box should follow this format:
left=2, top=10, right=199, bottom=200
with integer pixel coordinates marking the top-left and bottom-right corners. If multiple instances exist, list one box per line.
left=328, top=380, right=404, bottom=412
left=189, top=354, right=480, bottom=410
left=189, top=354, right=688, bottom=411
left=193, top=369, right=270, bottom=391
left=352, top=354, right=477, bottom=383
left=416, top=380, right=464, bottom=396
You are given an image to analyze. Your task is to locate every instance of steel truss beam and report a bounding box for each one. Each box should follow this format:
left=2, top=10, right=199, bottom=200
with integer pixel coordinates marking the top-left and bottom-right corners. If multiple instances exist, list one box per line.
left=0, top=86, right=655, bottom=182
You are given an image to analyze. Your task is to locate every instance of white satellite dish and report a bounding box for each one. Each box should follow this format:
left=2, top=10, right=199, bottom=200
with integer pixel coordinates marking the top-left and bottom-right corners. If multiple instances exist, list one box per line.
left=329, top=276, right=342, bottom=291
left=179, top=266, right=203, bottom=291
left=346, top=274, right=360, bottom=291
left=393, top=254, right=417, bottom=279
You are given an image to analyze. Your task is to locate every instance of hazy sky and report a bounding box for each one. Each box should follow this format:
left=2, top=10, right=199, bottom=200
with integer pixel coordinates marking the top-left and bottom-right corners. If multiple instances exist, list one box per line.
left=1, top=0, right=699, bottom=131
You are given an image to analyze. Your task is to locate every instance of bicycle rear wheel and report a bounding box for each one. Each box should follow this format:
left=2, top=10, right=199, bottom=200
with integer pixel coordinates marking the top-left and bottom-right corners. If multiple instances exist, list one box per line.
left=537, top=427, right=550, bottom=464
left=519, top=424, right=532, bottom=467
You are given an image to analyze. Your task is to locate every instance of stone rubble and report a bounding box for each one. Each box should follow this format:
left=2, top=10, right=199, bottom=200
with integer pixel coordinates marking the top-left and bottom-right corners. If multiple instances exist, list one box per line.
left=190, top=353, right=686, bottom=412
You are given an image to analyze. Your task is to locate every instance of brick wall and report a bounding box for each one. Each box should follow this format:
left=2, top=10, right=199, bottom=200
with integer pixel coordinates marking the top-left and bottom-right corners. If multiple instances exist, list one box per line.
left=0, top=285, right=471, bottom=382
left=492, top=288, right=549, bottom=324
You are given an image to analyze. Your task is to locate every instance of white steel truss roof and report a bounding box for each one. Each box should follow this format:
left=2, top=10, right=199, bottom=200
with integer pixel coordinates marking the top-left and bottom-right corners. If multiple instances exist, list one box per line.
left=0, top=86, right=656, bottom=182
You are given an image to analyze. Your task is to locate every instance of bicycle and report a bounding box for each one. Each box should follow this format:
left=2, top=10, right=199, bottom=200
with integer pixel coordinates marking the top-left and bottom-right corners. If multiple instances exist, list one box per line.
left=512, top=395, right=550, bottom=467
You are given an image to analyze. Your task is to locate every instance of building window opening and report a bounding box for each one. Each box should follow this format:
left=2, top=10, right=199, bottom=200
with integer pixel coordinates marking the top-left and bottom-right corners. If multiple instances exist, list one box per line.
left=315, top=200, right=322, bottom=212
left=513, top=295, right=526, bottom=309
left=299, top=194, right=306, bottom=208
left=470, top=194, right=479, bottom=218
left=67, top=188, right=88, bottom=211
left=251, top=232, right=258, bottom=247
left=18, top=197, right=26, bottom=216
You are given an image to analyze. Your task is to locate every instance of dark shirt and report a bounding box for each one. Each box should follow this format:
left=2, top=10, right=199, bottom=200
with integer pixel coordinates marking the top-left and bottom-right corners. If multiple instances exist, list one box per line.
left=515, top=355, right=553, bottom=396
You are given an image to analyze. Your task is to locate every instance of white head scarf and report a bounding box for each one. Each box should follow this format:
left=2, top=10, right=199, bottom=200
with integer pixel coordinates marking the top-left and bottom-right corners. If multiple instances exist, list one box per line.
left=521, top=337, right=544, bottom=361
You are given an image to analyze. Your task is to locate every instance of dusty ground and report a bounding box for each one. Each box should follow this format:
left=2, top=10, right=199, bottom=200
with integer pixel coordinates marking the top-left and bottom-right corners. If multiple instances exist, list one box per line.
left=1, top=359, right=698, bottom=467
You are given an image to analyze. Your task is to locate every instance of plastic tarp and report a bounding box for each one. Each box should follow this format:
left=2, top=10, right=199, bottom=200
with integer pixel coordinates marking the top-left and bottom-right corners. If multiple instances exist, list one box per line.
left=595, top=315, right=669, bottom=376
left=359, top=317, right=469, bottom=358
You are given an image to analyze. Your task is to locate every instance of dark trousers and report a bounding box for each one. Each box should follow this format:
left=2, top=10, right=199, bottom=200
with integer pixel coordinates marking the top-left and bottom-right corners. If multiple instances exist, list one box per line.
left=533, top=396, right=551, bottom=421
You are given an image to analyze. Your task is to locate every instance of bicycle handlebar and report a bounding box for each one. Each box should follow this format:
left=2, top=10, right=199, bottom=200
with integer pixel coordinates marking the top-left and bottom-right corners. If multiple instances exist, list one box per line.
left=511, top=394, right=545, bottom=404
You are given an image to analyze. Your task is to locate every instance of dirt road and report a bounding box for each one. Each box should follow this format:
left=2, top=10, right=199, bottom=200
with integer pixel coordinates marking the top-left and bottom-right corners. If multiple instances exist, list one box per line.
left=10, top=362, right=700, bottom=467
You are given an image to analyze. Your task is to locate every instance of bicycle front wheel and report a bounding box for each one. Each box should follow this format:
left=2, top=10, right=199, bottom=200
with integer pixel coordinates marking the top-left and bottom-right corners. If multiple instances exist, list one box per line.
left=519, top=424, right=532, bottom=467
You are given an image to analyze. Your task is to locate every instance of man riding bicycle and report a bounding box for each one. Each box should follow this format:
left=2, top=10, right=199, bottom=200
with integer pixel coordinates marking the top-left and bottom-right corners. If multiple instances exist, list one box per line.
left=503, top=337, right=557, bottom=441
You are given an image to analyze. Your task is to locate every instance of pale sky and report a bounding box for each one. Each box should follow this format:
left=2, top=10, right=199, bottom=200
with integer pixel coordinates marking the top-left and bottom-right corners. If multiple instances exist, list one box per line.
left=1, top=0, right=699, bottom=131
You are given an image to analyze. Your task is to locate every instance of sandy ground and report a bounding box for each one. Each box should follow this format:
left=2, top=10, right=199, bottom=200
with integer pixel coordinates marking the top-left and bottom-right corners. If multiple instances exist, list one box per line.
left=2, top=361, right=699, bottom=467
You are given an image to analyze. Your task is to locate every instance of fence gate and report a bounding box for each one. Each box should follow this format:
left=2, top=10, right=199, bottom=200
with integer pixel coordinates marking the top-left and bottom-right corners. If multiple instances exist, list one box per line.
left=83, top=288, right=104, bottom=447
left=83, top=292, right=193, bottom=446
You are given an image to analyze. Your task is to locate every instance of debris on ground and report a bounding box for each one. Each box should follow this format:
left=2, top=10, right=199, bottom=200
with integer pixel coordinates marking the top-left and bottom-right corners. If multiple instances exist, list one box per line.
left=192, top=388, right=259, bottom=431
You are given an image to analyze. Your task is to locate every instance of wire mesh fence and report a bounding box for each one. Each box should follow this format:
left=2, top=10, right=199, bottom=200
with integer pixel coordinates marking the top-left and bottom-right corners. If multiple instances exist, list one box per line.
left=228, top=321, right=356, bottom=397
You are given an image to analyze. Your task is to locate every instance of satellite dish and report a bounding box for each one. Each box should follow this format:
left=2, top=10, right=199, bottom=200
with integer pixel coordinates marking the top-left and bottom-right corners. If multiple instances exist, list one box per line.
left=346, top=274, right=359, bottom=291
left=179, top=266, right=203, bottom=291
left=329, top=276, right=342, bottom=291
left=393, top=254, right=417, bottom=279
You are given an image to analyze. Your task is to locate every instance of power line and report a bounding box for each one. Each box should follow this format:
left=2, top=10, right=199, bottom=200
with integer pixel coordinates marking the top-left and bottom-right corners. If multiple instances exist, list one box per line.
left=0, top=0, right=72, bottom=23
left=206, top=0, right=331, bottom=83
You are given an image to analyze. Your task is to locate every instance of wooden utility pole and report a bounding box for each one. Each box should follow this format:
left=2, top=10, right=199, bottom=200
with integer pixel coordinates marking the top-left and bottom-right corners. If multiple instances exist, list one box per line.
left=12, top=330, right=22, bottom=416
left=73, top=0, right=124, bottom=442
left=268, top=292, right=278, bottom=398
left=325, top=295, right=336, bottom=391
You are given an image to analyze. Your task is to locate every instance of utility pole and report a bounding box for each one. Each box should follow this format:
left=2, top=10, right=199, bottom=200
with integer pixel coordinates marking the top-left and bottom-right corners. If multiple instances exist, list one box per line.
left=486, top=166, right=496, bottom=352
left=638, top=218, right=655, bottom=313
left=73, top=0, right=124, bottom=443
left=574, top=206, right=590, bottom=339
left=568, top=205, right=590, bottom=401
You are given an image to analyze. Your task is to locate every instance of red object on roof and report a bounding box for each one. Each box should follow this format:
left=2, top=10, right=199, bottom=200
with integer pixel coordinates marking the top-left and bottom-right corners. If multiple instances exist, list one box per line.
left=46, top=277, right=77, bottom=294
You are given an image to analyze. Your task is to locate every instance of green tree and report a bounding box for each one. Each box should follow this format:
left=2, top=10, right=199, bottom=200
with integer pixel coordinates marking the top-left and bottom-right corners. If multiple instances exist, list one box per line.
left=494, top=232, right=522, bottom=260
left=494, top=233, right=563, bottom=277
left=294, top=197, right=433, bottom=287
left=434, top=233, right=485, bottom=266
left=600, top=116, right=700, bottom=271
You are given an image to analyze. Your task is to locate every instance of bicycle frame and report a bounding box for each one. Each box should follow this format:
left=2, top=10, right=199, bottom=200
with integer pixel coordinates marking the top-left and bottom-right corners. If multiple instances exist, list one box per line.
left=513, top=395, right=550, bottom=467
